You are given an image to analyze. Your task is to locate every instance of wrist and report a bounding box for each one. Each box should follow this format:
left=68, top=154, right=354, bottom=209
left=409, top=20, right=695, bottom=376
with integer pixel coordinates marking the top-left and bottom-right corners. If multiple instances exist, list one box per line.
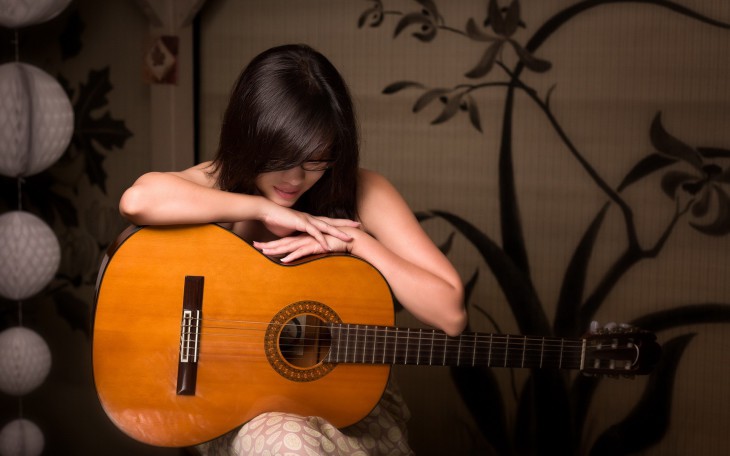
left=251, top=194, right=271, bottom=222
left=340, top=226, right=366, bottom=256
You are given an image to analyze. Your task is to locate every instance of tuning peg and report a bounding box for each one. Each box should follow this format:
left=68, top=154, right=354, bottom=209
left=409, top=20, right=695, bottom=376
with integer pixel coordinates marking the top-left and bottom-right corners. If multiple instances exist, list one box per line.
left=589, top=321, right=622, bottom=334
left=589, top=321, right=599, bottom=334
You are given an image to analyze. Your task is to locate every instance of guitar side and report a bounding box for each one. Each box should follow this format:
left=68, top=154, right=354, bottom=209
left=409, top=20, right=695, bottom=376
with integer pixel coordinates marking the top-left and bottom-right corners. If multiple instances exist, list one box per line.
left=92, top=224, right=394, bottom=447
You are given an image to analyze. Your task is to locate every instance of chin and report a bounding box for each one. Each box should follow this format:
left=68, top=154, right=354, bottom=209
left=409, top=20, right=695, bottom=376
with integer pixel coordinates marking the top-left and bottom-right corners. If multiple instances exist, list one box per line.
left=274, top=198, right=298, bottom=208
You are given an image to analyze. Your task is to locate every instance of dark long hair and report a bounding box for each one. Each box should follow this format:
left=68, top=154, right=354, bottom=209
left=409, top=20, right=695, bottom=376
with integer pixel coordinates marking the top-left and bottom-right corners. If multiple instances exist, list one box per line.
left=212, top=44, right=359, bottom=219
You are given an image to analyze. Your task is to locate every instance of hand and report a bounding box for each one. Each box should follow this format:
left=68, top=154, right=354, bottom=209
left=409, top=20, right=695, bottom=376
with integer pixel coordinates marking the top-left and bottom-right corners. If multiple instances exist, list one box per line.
left=259, top=201, right=360, bottom=252
left=254, top=231, right=354, bottom=263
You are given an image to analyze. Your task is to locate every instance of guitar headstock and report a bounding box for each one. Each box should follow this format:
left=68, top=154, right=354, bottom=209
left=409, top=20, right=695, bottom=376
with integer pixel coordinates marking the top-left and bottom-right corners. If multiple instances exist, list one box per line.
left=581, top=324, right=662, bottom=377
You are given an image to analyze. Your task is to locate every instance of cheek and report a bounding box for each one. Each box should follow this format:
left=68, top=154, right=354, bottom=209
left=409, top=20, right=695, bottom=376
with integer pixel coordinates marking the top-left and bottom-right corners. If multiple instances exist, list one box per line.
left=253, top=176, right=264, bottom=194
left=254, top=172, right=276, bottom=192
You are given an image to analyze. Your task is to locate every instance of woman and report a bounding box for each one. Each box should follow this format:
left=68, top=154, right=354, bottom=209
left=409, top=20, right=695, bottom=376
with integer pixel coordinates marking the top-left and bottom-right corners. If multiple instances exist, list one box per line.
left=120, top=44, right=466, bottom=456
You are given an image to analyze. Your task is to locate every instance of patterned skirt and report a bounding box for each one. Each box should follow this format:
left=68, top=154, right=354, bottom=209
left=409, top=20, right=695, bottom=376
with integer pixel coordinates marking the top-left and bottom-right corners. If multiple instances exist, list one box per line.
left=195, top=380, right=413, bottom=456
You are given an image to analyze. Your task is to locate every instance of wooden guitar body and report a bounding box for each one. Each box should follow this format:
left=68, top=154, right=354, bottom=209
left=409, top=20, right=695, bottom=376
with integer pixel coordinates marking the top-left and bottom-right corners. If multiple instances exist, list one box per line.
left=92, top=224, right=393, bottom=447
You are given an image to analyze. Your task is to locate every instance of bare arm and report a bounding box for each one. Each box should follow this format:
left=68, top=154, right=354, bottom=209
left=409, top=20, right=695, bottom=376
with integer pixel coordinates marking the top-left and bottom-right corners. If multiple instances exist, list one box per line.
left=119, top=162, right=358, bottom=248
left=119, top=163, right=261, bottom=225
left=255, top=169, right=467, bottom=336
left=350, top=170, right=466, bottom=336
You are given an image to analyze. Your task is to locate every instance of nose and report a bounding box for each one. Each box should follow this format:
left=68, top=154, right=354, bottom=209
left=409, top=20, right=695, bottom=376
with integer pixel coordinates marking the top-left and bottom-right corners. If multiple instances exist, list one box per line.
left=281, top=166, right=305, bottom=184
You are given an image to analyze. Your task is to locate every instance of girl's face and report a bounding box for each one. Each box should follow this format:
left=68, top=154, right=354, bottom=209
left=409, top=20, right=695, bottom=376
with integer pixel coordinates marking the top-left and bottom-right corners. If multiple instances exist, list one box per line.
left=255, top=165, right=326, bottom=207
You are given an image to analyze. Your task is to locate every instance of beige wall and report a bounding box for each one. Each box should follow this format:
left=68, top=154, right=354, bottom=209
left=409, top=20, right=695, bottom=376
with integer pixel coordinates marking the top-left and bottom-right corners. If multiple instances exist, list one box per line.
left=198, top=1, right=729, bottom=454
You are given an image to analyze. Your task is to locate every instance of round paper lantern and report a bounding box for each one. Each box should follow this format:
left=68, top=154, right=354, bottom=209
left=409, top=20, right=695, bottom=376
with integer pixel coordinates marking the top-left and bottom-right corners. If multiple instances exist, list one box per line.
left=0, top=62, right=74, bottom=177
left=0, top=0, right=71, bottom=28
left=0, top=419, right=44, bottom=456
left=0, top=211, right=61, bottom=301
left=0, top=327, right=51, bottom=396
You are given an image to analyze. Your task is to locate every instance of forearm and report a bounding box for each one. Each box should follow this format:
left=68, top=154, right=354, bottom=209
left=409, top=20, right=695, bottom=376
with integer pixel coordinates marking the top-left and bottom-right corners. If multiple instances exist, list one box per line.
left=347, top=229, right=467, bottom=337
left=119, top=172, right=265, bottom=225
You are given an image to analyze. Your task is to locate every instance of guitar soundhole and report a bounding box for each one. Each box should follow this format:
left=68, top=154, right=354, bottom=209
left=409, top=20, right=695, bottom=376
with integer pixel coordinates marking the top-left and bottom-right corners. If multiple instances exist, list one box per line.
left=279, top=315, right=332, bottom=368
left=265, top=301, right=341, bottom=382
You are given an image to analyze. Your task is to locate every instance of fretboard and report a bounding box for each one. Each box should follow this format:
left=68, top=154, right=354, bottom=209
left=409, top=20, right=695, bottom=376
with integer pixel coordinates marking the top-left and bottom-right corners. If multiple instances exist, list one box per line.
left=325, top=324, right=585, bottom=370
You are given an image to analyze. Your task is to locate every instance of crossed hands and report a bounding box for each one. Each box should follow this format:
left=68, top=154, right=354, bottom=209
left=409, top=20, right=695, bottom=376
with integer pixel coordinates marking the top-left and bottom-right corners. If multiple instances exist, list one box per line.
left=254, top=203, right=361, bottom=263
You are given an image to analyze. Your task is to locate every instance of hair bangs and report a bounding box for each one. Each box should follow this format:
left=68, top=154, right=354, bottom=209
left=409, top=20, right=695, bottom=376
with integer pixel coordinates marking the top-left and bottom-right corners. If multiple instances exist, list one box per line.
left=256, top=93, right=338, bottom=172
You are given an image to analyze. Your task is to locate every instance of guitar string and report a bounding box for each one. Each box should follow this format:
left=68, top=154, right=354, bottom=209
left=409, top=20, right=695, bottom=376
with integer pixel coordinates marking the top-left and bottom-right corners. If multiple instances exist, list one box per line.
left=189, top=319, right=607, bottom=350
left=187, top=326, right=596, bottom=364
left=190, top=316, right=631, bottom=341
left=179, top=318, right=627, bottom=365
left=192, top=329, right=592, bottom=355
left=189, top=321, right=600, bottom=349
left=194, top=345, right=590, bottom=363
left=189, top=330, right=607, bottom=366
left=193, top=333, right=590, bottom=352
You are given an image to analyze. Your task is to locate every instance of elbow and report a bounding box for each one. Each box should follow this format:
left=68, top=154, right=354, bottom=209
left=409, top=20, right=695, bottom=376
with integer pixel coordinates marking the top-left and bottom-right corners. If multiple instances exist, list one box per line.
left=119, top=186, right=144, bottom=224
left=443, top=306, right=468, bottom=337
left=119, top=173, right=161, bottom=224
left=441, top=284, right=468, bottom=337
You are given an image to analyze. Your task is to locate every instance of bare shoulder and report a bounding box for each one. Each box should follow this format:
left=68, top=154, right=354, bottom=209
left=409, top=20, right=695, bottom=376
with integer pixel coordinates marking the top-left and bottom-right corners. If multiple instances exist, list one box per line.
left=172, top=161, right=218, bottom=188
left=357, top=168, right=415, bottom=231
left=358, top=168, right=399, bottom=198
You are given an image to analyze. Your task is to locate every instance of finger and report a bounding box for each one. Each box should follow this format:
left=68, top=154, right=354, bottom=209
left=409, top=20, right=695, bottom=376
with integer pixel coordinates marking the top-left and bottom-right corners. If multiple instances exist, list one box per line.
left=255, top=237, right=309, bottom=255
left=280, top=245, right=320, bottom=263
left=304, top=224, right=331, bottom=251
left=311, top=220, right=352, bottom=242
left=316, top=216, right=361, bottom=228
left=254, top=236, right=299, bottom=249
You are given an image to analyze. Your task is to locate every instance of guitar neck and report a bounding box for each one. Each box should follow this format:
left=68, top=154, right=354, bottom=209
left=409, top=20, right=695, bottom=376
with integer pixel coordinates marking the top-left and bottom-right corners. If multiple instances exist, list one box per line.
left=326, top=324, right=585, bottom=370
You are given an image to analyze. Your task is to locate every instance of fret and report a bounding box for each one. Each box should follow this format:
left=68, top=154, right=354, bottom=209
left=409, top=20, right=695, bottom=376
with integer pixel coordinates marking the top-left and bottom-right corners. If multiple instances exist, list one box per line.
left=559, top=338, right=564, bottom=368
left=352, top=324, right=359, bottom=363
left=503, top=335, right=509, bottom=367
left=456, top=335, right=462, bottom=366
left=487, top=334, right=493, bottom=367
left=472, top=333, right=477, bottom=366
left=344, top=324, right=351, bottom=363
left=474, top=333, right=489, bottom=367
left=335, top=324, right=342, bottom=362
left=429, top=330, right=435, bottom=365
left=441, top=333, right=447, bottom=366
left=446, top=334, right=460, bottom=366
left=520, top=336, right=526, bottom=368
left=357, top=325, right=366, bottom=364
left=392, top=328, right=398, bottom=364
left=403, top=328, right=411, bottom=364
left=416, top=329, right=422, bottom=365
left=371, top=327, right=377, bottom=364
left=394, top=328, right=407, bottom=365
left=540, top=337, right=545, bottom=368
left=382, top=327, right=388, bottom=364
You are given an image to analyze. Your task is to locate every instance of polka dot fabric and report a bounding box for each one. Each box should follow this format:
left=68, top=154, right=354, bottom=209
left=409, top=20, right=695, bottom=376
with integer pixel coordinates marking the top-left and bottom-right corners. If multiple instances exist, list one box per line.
left=197, top=382, right=413, bottom=456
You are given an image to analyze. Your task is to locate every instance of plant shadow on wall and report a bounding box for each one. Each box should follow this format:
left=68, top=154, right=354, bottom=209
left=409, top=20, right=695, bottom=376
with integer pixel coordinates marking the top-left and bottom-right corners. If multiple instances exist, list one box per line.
left=358, top=1, right=730, bottom=454
left=0, top=9, right=132, bottom=335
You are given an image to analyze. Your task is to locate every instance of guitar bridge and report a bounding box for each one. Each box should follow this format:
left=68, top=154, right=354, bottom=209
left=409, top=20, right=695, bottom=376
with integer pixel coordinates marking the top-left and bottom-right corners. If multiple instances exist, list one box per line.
left=177, top=276, right=204, bottom=395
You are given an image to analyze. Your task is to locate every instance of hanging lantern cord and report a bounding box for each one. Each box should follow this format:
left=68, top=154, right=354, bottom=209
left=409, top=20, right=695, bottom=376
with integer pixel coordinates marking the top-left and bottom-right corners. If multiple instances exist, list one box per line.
left=13, top=29, right=19, bottom=62
left=17, top=177, right=23, bottom=211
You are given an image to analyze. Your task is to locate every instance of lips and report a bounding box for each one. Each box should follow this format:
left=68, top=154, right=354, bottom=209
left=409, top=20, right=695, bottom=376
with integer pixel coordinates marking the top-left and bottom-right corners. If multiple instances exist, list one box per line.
left=274, top=186, right=300, bottom=201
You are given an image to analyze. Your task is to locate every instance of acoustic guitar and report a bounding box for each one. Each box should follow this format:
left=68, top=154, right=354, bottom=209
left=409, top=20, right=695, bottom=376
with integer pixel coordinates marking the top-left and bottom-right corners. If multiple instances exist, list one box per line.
left=92, top=223, right=660, bottom=447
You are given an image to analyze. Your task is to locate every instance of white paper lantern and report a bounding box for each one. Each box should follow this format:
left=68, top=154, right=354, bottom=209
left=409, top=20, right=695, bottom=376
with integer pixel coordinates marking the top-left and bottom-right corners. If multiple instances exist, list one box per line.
left=0, top=419, right=44, bottom=456
left=0, top=211, right=60, bottom=301
left=0, top=62, right=74, bottom=177
left=0, top=0, right=71, bottom=28
left=0, top=327, right=51, bottom=396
